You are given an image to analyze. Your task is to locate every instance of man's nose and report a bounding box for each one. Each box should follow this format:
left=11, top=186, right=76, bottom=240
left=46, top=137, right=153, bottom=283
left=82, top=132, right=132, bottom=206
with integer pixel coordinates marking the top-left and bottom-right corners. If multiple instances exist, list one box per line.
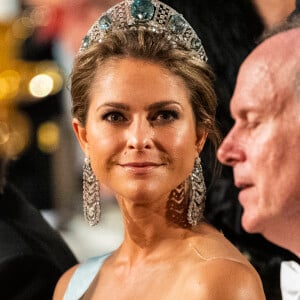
left=217, top=129, right=245, bottom=166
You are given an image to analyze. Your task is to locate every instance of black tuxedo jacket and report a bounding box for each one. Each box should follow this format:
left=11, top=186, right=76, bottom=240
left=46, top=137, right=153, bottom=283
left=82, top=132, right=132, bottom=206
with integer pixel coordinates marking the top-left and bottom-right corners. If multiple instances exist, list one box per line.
left=0, top=184, right=77, bottom=300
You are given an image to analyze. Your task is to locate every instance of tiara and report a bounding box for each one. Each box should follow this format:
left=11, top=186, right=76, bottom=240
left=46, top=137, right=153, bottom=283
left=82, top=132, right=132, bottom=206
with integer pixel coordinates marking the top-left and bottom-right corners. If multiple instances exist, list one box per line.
left=79, top=0, right=207, bottom=62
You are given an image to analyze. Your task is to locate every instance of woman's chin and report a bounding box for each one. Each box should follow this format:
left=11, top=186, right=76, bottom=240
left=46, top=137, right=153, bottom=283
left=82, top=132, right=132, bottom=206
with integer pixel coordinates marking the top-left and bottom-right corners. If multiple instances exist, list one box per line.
left=115, top=184, right=168, bottom=203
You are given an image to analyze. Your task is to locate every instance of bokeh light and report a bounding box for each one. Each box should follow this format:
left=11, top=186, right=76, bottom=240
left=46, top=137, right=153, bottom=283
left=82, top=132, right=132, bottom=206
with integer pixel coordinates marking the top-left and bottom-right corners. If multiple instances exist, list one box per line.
left=37, top=121, right=60, bottom=153
left=0, top=108, right=31, bottom=159
left=0, top=69, right=21, bottom=101
left=29, top=73, right=54, bottom=98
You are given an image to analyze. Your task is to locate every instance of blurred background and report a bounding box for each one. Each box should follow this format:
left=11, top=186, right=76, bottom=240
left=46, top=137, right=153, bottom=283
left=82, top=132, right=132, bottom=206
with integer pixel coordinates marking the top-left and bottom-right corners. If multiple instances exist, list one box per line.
left=0, top=0, right=123, bottom=262
left=0, top=1, right=297, bottom=299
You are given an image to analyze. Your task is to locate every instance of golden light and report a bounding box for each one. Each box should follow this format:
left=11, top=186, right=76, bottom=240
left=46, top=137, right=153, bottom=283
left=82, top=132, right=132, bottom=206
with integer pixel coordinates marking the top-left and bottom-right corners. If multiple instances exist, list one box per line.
left=0, top=108, right=31, bottom=159
left=5, top=130, right=28, bottom=158
left=37, top=121, right=60, bottom=153
left=29, top=73, right=54, bottom=98
left=35, top=61, right=64, bottom=91
left=0, top=121, right=9, bottom=145
left=45, top=70, right=63, bottom=94
left=0, top=69, right=21, bottom=101
left=0, top=77, right=9, bottom=100
left=0, top=9, right=64, bottom=157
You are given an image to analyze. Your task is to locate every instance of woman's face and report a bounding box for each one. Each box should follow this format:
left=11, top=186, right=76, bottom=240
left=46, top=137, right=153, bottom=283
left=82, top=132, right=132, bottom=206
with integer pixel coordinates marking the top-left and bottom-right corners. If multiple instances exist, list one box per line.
left=73, top=57, right=207, bottom=202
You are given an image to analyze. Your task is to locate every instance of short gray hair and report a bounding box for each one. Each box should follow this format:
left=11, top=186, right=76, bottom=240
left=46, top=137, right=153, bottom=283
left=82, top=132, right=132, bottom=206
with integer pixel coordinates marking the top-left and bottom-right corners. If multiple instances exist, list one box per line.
left=260, top=14, right=300, bottom=41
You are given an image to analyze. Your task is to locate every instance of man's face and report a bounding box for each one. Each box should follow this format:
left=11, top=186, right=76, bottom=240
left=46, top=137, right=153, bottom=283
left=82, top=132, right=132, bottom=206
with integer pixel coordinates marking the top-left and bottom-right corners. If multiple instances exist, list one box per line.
left=217, top=35, right=300, bottom=240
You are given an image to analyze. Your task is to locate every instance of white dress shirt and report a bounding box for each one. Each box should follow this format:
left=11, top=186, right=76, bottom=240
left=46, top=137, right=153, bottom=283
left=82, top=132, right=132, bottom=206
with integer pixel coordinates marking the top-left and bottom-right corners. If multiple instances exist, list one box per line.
left=281, top=260, right=300, bottom=300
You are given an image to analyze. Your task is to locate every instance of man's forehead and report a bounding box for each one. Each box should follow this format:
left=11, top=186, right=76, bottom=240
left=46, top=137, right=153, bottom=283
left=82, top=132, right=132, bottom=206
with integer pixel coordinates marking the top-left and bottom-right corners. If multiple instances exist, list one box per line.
left=231, top=28, right=300, bottom=113
left=238, top=57, right=270, bottom=86
left=251, top=27, right=300, bottom=67
left=232, top=58, right=274, bottom=106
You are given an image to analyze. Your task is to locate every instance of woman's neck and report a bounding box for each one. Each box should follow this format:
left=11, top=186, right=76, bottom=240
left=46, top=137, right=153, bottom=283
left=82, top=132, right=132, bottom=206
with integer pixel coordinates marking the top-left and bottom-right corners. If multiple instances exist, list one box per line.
left=116, top=194, right=192, bottom=258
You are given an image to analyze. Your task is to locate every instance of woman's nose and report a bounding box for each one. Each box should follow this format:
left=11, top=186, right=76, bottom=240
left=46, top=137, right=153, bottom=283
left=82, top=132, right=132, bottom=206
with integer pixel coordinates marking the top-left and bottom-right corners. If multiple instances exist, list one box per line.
left=217, top=129, right=245, bottom=166
left=126, top=118, right=153, bottom=150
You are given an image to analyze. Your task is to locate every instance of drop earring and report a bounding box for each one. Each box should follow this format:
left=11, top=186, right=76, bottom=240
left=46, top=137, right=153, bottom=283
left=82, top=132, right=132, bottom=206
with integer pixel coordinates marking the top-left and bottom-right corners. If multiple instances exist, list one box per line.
left=187, top=157, right=206, bottom=226
left=82, top=157, right=101, bottom=226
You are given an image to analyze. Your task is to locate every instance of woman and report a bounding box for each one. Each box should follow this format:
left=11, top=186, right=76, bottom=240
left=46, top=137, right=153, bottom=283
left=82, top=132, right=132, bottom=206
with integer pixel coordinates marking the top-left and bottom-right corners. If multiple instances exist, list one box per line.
left=54, top=0, right=266, bottom=299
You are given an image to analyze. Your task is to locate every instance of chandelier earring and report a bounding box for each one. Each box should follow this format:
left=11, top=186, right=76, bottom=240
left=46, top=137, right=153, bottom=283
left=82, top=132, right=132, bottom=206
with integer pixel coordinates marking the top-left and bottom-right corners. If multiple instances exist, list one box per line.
left=82, top=157, right=101, bottom=226
left=187, top=156, right=206, bottom=226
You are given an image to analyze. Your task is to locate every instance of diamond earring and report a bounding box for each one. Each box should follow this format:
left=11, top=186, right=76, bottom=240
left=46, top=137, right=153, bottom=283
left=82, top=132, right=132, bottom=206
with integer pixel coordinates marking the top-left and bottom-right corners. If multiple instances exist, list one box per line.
left=82, top=157, right=101, bottom=226
left=187, top=157, right=206, bottom=226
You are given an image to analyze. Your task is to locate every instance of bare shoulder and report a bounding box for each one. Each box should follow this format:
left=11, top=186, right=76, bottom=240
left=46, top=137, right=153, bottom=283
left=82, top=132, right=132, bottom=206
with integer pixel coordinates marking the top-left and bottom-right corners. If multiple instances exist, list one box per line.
left=190, top=223, right=251, bottom=264
left=197, top=258, right=266, bottom=300
left=185, top=224, right=266, bottom=299
left=53, top=264, right=79, bottom=300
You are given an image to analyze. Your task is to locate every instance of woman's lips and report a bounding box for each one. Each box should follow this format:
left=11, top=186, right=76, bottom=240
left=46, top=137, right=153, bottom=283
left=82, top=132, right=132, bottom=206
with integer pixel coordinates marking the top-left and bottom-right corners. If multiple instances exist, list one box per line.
left=119, top=162, right=163, bottom=174
left=121, top=162, right=161, bottom=167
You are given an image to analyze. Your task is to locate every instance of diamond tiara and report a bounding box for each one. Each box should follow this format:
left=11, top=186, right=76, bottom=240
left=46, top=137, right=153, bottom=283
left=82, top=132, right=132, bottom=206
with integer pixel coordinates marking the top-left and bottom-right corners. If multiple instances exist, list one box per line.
left=79, top=0, right=207, bottom=62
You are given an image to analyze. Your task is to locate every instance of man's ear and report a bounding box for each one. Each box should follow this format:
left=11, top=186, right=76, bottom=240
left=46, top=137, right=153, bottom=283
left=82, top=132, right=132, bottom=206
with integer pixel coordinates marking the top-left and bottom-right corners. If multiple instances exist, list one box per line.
left=72, top=118, right=89, bottom=157
left=195, top=127, right=208, bottom=157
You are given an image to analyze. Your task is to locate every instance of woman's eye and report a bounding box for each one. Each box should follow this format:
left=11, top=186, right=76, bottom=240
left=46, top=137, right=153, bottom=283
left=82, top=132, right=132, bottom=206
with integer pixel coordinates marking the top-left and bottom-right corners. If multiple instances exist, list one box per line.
left=152, top=110, right=179, bottom=122
left=102, top=112, right=126, bottom=123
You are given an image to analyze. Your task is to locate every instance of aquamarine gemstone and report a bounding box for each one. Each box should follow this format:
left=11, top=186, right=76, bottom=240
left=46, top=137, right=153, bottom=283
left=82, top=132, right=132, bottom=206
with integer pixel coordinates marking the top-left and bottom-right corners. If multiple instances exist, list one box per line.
left=169, top=14, right=186, bottom=34
left=98, top=15, right=112, bottom=30
left=131, top=0, right=155, bottom=22
left=191, top=38, right=201, bottom=51
left=82, top=35, right=91, bottom=48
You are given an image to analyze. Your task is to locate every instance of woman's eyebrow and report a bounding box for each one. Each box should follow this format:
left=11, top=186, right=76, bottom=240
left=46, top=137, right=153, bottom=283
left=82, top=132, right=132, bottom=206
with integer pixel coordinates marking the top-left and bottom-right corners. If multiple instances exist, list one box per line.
left=146, top=100, right=182, bottom=110
left=96, top=102, right=129, bottom=111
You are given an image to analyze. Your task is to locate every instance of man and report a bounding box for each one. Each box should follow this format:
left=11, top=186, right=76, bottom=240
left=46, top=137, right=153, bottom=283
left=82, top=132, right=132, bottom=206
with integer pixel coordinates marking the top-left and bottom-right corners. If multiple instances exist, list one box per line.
left=217, top=16, right=300, bottom=299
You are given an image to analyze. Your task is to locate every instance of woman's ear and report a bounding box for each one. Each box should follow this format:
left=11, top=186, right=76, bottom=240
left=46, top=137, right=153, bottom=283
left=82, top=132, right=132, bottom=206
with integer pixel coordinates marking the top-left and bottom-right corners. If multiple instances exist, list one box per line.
left=195, top=127, right=208, bottom=156
left=72, top=118, right=89, bottom=157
